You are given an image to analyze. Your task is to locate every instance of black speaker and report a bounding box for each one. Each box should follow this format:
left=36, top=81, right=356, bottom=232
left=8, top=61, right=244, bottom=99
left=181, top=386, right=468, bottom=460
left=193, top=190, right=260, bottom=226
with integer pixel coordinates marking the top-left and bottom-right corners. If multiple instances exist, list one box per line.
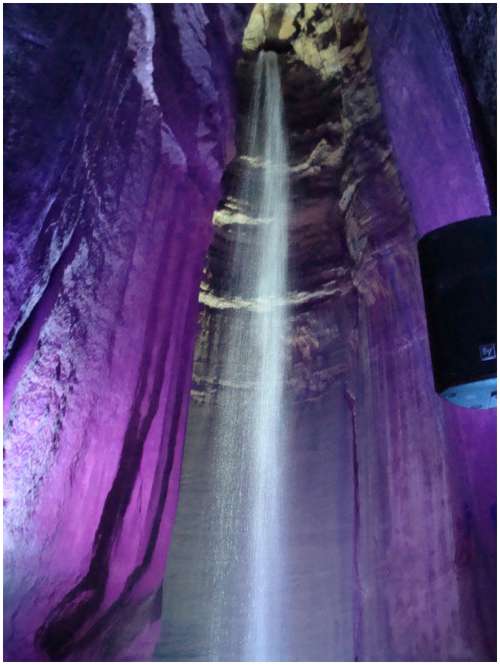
left=418, top=215, right=497, bottom=409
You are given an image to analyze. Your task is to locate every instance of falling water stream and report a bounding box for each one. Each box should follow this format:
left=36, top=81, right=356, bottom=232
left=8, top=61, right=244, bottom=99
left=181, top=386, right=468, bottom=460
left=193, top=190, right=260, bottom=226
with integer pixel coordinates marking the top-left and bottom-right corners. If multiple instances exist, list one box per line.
left=209, top=51, right=289, bottom=660
left=244, top=51, right=289, bottom=659
left=156, top=51, right=290, bottom=661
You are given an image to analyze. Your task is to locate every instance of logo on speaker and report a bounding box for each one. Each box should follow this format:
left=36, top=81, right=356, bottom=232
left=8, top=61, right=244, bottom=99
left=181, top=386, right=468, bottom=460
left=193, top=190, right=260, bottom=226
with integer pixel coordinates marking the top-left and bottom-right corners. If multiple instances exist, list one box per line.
left=479, top=343, right=496, bottom=361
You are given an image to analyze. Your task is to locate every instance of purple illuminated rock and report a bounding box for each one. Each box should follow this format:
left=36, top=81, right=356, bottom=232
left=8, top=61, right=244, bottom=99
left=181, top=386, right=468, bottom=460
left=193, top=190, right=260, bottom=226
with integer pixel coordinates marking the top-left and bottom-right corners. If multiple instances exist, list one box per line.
left=3, top=4, right=250, bottom=660
left=366, top=7, right=496, bottom=656
left=366, top=4, right=492, bottom=236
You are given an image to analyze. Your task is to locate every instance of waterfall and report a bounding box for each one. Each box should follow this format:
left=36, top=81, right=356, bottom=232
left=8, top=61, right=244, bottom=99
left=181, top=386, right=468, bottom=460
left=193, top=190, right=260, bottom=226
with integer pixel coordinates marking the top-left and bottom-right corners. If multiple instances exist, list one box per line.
left=205, top=51, right=290, bottom=660
left=245, top=50, right=289, bottom=660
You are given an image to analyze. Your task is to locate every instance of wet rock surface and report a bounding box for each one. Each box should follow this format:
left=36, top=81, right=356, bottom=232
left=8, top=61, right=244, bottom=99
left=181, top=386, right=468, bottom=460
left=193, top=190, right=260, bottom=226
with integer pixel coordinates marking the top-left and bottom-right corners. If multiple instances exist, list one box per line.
left=4, top=4, right=250, bottom=660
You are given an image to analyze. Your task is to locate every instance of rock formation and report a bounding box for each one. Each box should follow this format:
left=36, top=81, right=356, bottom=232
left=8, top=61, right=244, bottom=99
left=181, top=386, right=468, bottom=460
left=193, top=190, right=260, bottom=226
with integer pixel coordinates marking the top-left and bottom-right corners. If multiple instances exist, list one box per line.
left=159, top=4, right=496, bottom=661
left=4, top=4, right=250, bottom=660
left=366, top=4, right=492, bottom=236
left=4, top=3, right=496, bottom=662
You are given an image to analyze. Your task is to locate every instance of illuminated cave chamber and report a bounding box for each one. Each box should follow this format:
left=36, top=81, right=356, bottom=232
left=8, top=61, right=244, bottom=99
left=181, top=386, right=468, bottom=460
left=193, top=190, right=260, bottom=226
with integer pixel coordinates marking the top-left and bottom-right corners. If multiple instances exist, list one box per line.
left=3, top=3, right=496, bottom=662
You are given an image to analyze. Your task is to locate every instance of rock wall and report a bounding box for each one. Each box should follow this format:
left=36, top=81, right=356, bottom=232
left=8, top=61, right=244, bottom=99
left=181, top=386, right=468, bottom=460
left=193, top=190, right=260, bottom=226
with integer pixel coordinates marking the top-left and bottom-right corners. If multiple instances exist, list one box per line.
left=365, top=4, right=492, bottom=235
left=442, top=3, right=497, bottom=191
left=3, top=4, right=250, bottom=660
left=158, top=3, right=496, bottom=660
left=366, top=5, right=496, bottom=656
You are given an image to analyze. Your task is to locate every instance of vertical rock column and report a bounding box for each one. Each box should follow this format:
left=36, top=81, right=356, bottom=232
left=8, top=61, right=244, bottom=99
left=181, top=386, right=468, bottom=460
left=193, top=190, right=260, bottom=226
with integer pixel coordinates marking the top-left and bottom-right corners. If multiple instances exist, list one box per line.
left=366, top=5, right=496, bottom=657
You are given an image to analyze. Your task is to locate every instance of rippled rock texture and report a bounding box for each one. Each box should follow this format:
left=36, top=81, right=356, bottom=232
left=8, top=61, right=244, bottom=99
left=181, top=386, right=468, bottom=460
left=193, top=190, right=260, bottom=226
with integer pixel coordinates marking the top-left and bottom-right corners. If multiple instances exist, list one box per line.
left=4, top=4, right=250, bottom=660
left=159, top=3, right=496, bottom=661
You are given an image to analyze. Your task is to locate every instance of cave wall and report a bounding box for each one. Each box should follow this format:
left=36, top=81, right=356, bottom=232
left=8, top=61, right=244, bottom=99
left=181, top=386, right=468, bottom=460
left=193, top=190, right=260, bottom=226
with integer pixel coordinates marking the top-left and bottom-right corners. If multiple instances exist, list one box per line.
left=365, top=4, right=493, bottom=235
left=366, top=5, right=497, bottom=655
left=158, top=4, right=496, bottom=660
left=4, top=3, right=496, bottom=662
left=442, top=4, right=497, bottom=166
left=3, top=4, right=250, bottom=660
